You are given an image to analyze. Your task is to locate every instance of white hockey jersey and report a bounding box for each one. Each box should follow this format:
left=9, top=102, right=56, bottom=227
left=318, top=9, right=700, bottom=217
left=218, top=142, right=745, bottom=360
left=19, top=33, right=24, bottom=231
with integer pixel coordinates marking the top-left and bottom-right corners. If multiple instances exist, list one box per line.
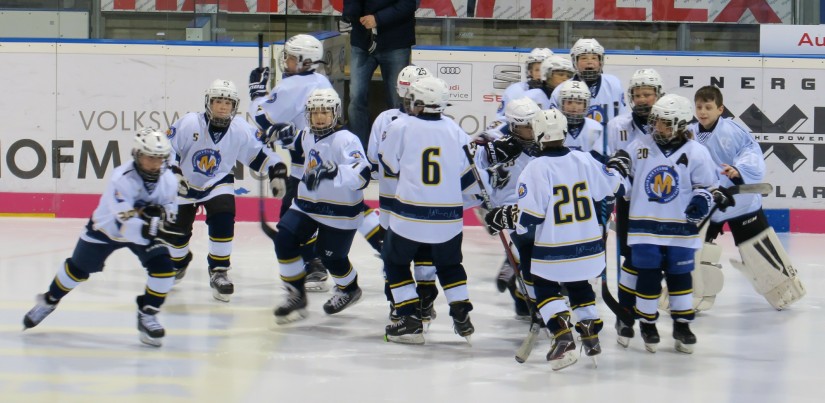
left=550, top=74, right=628, bottom=126
left=473, top=123, right=535, bottom=208
left=291, top=128, right=371, bottom=230
left=516, top=149, right=625, bottom=282
left=82, top=162, right=179, bottom=246
left=625, top=136, right=719, bottom=249
left=168, top=113, right=281, bottom=204
left=564, top=117, right=605, bottom=155
left=249, top=72, right=332, bottom=178
left=378, top=115, right=477, bottom=243
left=369, top=112, right=409, bottom=229
left=606, top=112, right=649, bottom=156
left=688, top=118, right=765, bottom=223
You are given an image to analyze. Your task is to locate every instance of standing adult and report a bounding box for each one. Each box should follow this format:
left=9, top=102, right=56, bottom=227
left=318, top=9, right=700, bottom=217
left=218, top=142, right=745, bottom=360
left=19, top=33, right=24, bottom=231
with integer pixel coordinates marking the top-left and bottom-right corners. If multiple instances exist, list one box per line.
left=342, top=0, right=417, bottom=147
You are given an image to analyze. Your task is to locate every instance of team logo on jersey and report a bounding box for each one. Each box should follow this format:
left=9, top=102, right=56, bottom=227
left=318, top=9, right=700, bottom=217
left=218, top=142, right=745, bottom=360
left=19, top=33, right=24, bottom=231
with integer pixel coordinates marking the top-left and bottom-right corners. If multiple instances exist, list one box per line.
left=587, top=104, right=606, bottom=123
left=113, top=190, right=124, bottom=203
left=192, top=149, right=221, bottom=177
left=166, top=127, right=176, bottom=140
left=265, top=92, right=278, bottom=104
left=349, top=150, right=363, bottom=160
left=518, top=183, right=528, bottom=199
left=644, top=165, right=680, bottom=203
left=307, top=149, right=322, bottom=171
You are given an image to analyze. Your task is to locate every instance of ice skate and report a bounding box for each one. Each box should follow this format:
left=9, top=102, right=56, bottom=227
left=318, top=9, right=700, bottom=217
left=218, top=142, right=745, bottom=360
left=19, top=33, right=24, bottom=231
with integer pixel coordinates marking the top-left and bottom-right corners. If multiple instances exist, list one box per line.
left=385, top=315, right=425, bottom=345
left=173, top=252, right=192, bottom=285
left=639, top=322, right=660, bottom=353
left=615, top=319, right=634, bottom=348
left=673, top=321, right=697, bottom=354
left=304, top=258, right=330, bottom=292
left=576, top=319, right=602, bottom=366
left=323, top=286, right=362, bottom=314
left=22, top=294, right=58, bottom=330
left=389, top=304, right=400, bottom=323
left=418, top=286, right=438, bottom=332
left=451, top=305, right=474, bottom=345
left=546, top=314, right=578, bottom=370
left=137, top=305, right=165, bottom=347
left=208, top=267, right=234, bottom=302
left=274, top=284, right=308, bottom=324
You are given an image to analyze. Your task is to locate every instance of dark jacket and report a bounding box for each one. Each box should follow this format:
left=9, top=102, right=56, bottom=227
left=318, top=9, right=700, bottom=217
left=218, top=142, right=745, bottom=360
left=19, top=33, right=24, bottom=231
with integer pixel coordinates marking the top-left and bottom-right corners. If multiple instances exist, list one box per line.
left=343, top=0, right=416, bottom=52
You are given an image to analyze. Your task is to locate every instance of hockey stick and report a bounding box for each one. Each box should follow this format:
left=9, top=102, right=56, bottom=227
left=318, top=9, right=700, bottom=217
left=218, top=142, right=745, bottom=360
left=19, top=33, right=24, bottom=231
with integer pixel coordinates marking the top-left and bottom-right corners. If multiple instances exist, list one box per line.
left=696, top=183, right=773, bottom=229
left=461, top=144, right=542, bottom=363
left=256, top=33, right=278, bottom=240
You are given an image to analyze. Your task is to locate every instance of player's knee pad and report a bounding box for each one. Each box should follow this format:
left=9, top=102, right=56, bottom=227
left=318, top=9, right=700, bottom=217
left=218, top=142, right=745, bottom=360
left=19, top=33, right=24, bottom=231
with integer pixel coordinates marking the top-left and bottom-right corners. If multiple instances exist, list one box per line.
left=274, top=228, right=302, bottom=261
left=413, top=264, right=437, bottom=282
left=731, top=227, right=805, bottom=310
left=146, top=254, right=175, bottom=276
left=65, top=258, right=93, bottom=278
left=171, top=251, right=193, bottom=270
left=205, top=212, right=234, bottom=239
left=564, top=280, right=596, bottom=308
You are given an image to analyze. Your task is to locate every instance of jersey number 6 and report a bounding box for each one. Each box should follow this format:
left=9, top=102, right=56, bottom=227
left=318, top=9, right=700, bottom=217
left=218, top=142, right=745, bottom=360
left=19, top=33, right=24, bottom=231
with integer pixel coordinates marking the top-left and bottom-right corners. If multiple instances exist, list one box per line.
left=421, top=147, right=441, bottom=185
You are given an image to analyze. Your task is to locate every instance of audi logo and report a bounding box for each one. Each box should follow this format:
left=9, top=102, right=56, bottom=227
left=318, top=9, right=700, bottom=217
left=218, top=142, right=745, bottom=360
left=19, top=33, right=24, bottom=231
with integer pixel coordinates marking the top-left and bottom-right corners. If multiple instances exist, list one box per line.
left=440, top=67, right=461, bottom=74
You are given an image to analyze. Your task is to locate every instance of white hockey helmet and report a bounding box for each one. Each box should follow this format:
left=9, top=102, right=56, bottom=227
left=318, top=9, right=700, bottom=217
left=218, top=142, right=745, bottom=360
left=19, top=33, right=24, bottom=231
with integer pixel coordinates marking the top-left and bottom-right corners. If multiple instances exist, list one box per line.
left=283, top=34, right=323, bottom=72
left=526, top=48, right=554, bottom=66
left=132, top=127, right=171, bottom=182
left=570, top=38, right=605, bottom=81
left=407, top=76, right=449, bottom=114
left=504, top=97, right=541, bottom=147
left=558, top=80, right=591, bottom=125
left=541, top=56, right=576, bottom=80
left=396, top=65, right=431, bottom=98
left=532, top=109, right=569, bottom=146
left=204, top=79, right=239, bottom=128
left=628, top=68, right=664, bottom=115
left=649, top=94, right=693, bottom=145
left=305, top=88, right=342, bottom=136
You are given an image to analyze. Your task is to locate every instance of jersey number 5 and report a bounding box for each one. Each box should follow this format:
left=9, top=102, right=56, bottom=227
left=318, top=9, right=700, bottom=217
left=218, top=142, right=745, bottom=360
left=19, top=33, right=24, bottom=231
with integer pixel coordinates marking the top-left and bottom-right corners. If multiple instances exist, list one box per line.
left=421, top=147, right=441, bottom=185
left=553, top=183, right=592, bottom=224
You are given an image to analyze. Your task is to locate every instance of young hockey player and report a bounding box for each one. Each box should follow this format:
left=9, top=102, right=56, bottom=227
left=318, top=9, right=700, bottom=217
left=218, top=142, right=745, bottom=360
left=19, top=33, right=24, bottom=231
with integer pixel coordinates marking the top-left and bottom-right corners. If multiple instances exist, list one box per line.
left=556, top=80, right=605, bottom=156
left=270, top=88, right=371, bottom=324
left=537, top=55, right=576, bottom=99
left=618, top=94, right=723, bottom=354
left=166, top=79, right=286, bottom=303
left=379, top=76, right=478, bottom=345
left=23, top=128, right=182, bottom=347
left=249, top=33, right=333, bottom=292
left=688, top=85, right=804, bottom=310
left=498, top=48, right=553, bottom=117
left=550, top=38, right=627, bottom=126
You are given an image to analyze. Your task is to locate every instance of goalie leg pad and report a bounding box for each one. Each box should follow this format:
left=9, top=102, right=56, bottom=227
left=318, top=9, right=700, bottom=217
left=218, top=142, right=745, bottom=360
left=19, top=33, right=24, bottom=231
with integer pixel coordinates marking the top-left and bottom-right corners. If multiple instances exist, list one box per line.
left=731, top=227, right=805, bottom=310
left=693, top=242, right=724, bottom=312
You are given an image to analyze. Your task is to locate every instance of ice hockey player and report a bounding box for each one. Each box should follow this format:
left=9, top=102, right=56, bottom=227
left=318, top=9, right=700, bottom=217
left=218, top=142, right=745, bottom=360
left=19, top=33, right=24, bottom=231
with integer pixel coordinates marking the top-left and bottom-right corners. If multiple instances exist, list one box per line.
left=487, top=108, right=627, bottom=370
left=368, top=64, right=440, bottom=326
left=688, top=85, right=805, bottom=310
left=498, top=48, right=554, bottom=117
left=270, top=88, right=371, bottom=324
left=550, top=38, right=627, bottom=126
left=556, top=80, right=605, bottom=156
left=23, top=128, right=182, bottom=347
left=536, top=55, right=576, bottom=99
left=477, top=97, right=544, bottom=321
left=379, top=76, right=478, bottom=345
left=616, top=94, right=725, bottom=354
left=249, top=33, right=333, bottom=292
left=605, top=68, right=665, bottom=343
left=166, top=79, right=286, bottom=303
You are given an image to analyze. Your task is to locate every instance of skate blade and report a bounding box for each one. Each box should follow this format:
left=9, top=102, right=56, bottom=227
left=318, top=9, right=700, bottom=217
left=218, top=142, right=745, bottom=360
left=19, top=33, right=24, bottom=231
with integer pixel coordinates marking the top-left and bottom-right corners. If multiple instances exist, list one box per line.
left=617, top=336, right=631, bottom=348
left=675, top=341, right=694, bottom=354
left=644, top=343, right=658, bottom=353
left=275, top=309, right=308, bottom=325
left=385, top=333, right=425, bottom=345
left=139, top=333, right=163, bottom=347
left=422, top=320, right=432, bottom=334
left=212, top=289, right=232, bottom=303
left=590, top=355, right=598, bottom=368
left=305, top=282, right=330, bottom=293
left=464, top=335, right=472, bottom=346
left=549, top=351, right=578, bottom=371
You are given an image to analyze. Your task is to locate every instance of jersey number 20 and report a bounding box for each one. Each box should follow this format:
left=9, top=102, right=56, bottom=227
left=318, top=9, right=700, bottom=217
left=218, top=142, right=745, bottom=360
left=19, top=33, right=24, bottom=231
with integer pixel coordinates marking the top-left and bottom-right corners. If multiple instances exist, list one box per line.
left=553, top=183, right=592, bottom=224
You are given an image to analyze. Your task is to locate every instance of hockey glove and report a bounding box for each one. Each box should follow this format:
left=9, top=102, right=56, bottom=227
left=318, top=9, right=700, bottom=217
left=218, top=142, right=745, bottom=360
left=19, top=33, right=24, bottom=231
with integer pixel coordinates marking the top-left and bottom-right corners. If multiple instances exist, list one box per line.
left=262, top=122, right=296, bottom=147
left=169, top=165, right=190, bottom=198
left=268, top=162, right=288, bottom=198
left=684, top=189, right=713, bottom=224
left=140, top=205, right=185, bottom=242
left=606, top=149, right=631, bottom=178
left=484, top=204, right=519, bottom=235
left=489, top=136, right=522, bottom=165
left=249, top=67, right=270, bottom=100
left=486, top=163, right=511, bottom=190
left=711, top=186, right=736, bottom=212
left=303, top=160, right=338, bottom=191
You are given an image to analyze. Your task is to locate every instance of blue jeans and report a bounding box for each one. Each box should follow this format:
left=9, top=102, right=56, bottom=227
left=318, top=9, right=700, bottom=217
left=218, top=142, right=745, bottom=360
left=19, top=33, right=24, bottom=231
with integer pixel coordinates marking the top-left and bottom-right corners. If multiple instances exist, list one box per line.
left=348, top=46, right=410, bottom=147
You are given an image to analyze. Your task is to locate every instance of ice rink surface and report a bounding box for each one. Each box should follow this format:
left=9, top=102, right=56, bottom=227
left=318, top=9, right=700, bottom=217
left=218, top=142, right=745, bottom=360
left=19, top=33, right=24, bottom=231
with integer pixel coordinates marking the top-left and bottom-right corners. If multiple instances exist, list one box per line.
left=0, top=217, right=822, bottom=403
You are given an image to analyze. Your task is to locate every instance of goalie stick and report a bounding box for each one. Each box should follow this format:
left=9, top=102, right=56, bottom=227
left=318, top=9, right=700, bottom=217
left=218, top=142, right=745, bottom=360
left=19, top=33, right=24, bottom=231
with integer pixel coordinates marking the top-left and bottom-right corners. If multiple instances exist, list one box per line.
left=696, top=183, right=773, bottom=229
left=256, top=33, right=278, bottom=240
left=461, top=144, right=543, bottom=363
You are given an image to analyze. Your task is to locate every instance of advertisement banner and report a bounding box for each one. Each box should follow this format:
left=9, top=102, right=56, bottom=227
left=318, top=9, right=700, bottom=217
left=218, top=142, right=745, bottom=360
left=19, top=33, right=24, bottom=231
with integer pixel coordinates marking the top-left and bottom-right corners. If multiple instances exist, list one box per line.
left=760, top=25, right=825, bottom=55
left=102, top=0, right=792, bottom=23
left=413, top=50, right=825, bottom=212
